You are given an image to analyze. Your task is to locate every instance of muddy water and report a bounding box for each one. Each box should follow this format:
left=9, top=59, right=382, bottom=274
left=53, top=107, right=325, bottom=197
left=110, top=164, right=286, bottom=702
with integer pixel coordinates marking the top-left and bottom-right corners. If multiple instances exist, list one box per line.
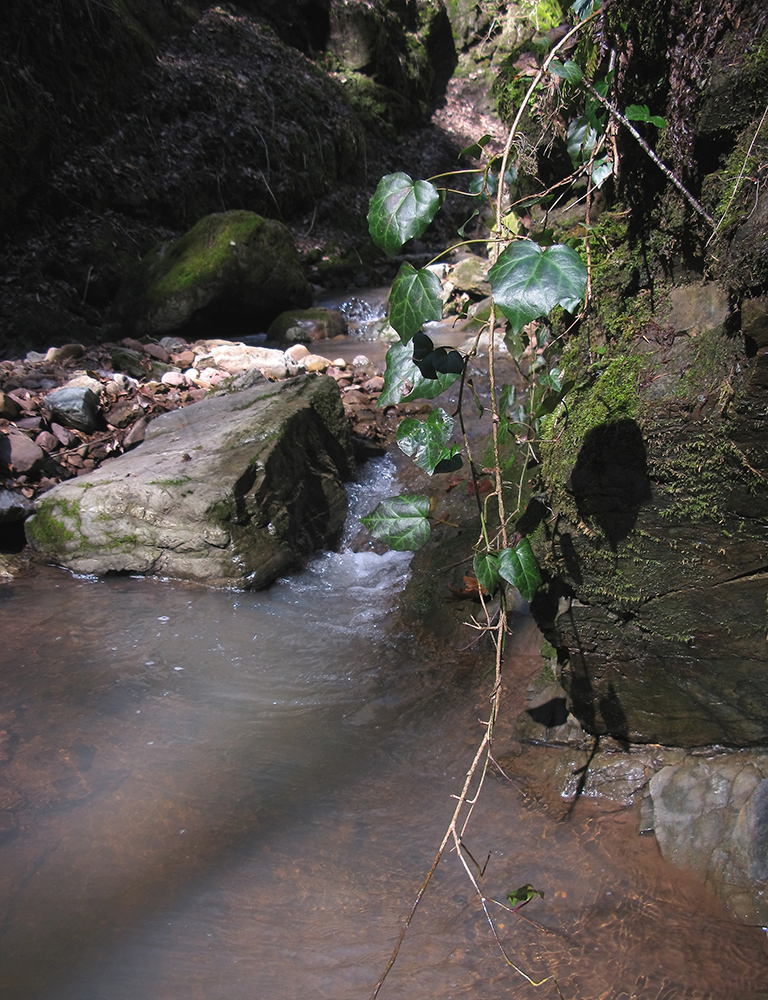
left=1, top=482, right=767, bottom=996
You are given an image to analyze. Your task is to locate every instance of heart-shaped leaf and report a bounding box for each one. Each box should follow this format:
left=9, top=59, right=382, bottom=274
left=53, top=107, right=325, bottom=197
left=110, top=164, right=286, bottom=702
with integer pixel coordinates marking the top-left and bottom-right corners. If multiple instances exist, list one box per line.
left=473, top=551, right=501, bottom=596
left=388, top=263, right=444, bottom=342
left=397, top=407, right=461, bottom=475
left=379, top=341, right=461, bottom=406
left=489, top=240, right=587, bottom=334
left=498, top=538, right=542, bottom=602
left=367, top=173, right=442, bottom=257
left=360, top=493, right=432, bottom=551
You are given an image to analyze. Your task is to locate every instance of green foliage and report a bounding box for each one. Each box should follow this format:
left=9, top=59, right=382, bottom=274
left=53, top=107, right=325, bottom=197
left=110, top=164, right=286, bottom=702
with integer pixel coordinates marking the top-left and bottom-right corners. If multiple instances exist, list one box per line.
left=397, top=408, right=462, bottom=475
left=379, top=341, right=461, bottom=406
left=360, top=494, right=432, bottom=551
left=489, top=241, right=588, bottom=334
left=367, top=173, right=442, bottom=257
left=498, top=540, right=543, bottom=603
left=388, top=263, right=443, bottom=341
left=506, top=884, right=545, bottom=910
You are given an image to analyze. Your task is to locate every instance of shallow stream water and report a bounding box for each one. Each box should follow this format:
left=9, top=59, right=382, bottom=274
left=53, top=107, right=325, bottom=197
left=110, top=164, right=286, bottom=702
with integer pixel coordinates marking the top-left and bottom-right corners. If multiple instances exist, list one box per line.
left=1, top=324, right=766, bottom=998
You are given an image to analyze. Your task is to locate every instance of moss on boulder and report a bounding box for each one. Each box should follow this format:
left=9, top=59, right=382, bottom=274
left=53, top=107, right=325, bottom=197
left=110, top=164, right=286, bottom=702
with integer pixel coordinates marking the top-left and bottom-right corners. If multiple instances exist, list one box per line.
left=108, top=211, right=312, bottom=338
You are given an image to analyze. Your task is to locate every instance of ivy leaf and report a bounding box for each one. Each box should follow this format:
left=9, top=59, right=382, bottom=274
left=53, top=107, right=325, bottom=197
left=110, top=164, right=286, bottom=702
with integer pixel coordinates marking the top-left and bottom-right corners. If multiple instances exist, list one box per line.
left=550, top=60, right=583, bottom=84
left=397, top=408, right=462, bottom=475
left=624, top=105, right=667, bottom=128
left=489, top=240, right=588, bottom=334
left=590, top=155, right=613, bottom=189
left=415, top=346, right=465, bottom=380
left=498, top=538, right=543, bottom=602
left=460, top=134, right=492, bottom=159
left=388, top=263, right=444, bottom=342
left=571, top=0, right=601, bottom=17
left=367, top=172, right=442, bottom=257
left=360, top=494, right=432, bottom=551
left=566, top=116, right=598, bottom=165
left=379, top=341, right=461, bottom=406
left=473, top=551, right=501, bottom=596
left=506, top=884, right=545, bottom=911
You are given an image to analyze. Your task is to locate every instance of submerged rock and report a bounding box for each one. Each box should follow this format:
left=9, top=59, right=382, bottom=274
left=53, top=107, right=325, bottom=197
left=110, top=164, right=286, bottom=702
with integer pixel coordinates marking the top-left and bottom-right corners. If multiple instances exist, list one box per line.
left=25, top=371, right=356, bottom=589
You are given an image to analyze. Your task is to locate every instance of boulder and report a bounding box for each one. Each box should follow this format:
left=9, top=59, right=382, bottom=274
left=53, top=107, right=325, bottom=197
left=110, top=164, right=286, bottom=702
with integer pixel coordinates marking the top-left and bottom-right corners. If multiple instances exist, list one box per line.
left=0, top=431, right=46, bottom=477
left=43, top=386, right=101, bottom=433
left=648, top=754, right=768, bottom=923
left=25, top=371, right=356, bottom=589
left=267, top=308, right=347, bottom=343
left=107, top=211, right=312, bottom=339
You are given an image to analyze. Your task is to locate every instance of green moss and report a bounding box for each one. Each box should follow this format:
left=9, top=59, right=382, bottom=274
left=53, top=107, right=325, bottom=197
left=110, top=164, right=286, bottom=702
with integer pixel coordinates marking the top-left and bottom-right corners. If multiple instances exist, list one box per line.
left=542, top=352, right=644, bottom=494
left=25, top=498, right=79, bottom=550
left=151, top=212, right=265, bottom=300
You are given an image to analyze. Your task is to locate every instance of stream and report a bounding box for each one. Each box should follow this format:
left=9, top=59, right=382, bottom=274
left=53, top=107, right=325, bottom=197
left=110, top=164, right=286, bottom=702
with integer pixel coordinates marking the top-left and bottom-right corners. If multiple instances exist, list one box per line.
left=0, top=309, right=766, bottom=999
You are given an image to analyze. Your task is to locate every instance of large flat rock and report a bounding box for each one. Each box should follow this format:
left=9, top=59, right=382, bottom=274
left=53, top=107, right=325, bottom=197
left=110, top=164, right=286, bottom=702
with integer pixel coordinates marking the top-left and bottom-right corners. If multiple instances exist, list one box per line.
left=25, top=372, right=356, bottom=588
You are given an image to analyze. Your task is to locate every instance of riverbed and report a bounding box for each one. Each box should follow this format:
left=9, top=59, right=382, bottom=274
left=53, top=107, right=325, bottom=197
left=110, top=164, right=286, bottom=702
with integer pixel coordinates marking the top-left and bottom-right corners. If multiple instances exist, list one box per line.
left=0, top=455, right=765, bottom=1000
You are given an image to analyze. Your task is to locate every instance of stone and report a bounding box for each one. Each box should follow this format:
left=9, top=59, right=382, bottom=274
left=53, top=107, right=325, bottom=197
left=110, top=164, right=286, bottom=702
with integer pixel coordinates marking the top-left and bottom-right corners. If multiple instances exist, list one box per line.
left=160, top=371, right=187, bottom=388
left=195, top=342, right=297, bottom=380
left=665, top=281, right=730, bottom=335
left=267, top=308, right=347, bottom=343
left=123, top=417, right=149, bottom=450
left=34, top=431, right=60, bottom=452
left=449, top=254, right=491, bottom=298
left=44, top=344, right=84, bottom=363
left=144, top=343, right=170, bottom=362
left=648, top=754, right=768, bottom=923
left=741, top=295, right=768, bottom=348
left=50, top=423, right=78, bottom=447
left=42, top=386, right=100, bottom=433
left=107, top=210, right=312, bottom=338
left=0, top=431, right=46, bottom=476
left=64, top=374, right=103, bottom=396
left=0, top=393, right=20, bottom=420
left=303, top=354, right=332, bottom=372
left=0, top=489, right=34, bottom=522
left=285, top=344, right=310, bottom=362
left=105, top=400, right=145, bottom=429
left=25, top=373, right=356, bottom=589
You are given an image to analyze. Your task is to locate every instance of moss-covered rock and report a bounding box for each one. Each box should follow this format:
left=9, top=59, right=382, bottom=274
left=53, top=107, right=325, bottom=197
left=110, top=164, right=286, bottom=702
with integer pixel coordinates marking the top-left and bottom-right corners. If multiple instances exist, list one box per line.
left=107, top=211, right=312, bottom=338
left=25, top=371, right=356, bottom=589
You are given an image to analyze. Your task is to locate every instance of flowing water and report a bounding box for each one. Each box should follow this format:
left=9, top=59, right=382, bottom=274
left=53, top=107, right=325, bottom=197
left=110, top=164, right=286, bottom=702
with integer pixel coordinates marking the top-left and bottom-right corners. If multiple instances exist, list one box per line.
left=1, top=362, right=766, bottom=997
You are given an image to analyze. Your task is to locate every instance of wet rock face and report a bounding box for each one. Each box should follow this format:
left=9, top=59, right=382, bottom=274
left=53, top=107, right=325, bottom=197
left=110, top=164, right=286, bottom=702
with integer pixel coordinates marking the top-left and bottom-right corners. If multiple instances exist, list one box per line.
left=534, top=286, right=768, bottom=748
left=648, top=754, right=768, bottom=924
left=25, top=373, right=356, bottom=589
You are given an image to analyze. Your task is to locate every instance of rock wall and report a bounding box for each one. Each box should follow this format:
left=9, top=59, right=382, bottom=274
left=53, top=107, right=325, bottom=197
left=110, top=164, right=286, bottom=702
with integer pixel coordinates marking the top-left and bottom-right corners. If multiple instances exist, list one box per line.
left=528, top=2, right=768, bottom=750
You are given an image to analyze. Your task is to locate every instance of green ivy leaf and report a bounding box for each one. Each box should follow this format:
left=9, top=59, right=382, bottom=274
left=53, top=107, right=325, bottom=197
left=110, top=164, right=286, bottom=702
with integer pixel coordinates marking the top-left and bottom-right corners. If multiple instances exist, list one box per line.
left=624, top=105, right=666, bottom=128
left=590, top=155, right=613, bottom=189
left=572, top=0, right=601, bottom=16
left=498, top=539, right=543, bottom=602
left=367, top=172, right=442, bottom=257
left=397, top=408, right=461, bottom=475
left=473, top=551, right=501, bottom=596
left=360, top=494, right=432, bottom=551
left=489, top=241, right=587, bottom=334
left=506, top=884, right=544, bottom=910
left=550, top=60, right=583, bottom=84
left=566, top=116, right=598, bottom=165
left=379, top=341, right=461, bottom=406
left=388, top=263, right=444, bottom=342
left=460, top=134, right=492, bottom=159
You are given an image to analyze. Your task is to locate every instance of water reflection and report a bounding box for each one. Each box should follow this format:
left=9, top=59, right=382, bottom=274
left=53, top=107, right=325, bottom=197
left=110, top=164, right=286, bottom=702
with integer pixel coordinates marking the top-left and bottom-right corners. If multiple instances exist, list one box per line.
left=0, top=462, right=765, bottom=999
